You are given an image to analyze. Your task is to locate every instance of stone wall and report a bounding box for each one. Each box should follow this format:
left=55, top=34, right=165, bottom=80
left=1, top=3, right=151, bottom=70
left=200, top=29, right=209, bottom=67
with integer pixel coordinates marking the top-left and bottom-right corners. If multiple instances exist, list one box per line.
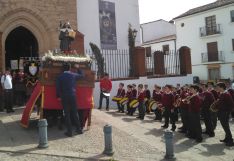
left=0, top=0, right=77, bottom=71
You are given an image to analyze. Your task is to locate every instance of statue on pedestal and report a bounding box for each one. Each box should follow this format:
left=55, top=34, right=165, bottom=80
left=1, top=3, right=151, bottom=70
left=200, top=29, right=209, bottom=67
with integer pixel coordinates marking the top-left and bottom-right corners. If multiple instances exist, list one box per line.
left=59, top=21, right=76, bottom=53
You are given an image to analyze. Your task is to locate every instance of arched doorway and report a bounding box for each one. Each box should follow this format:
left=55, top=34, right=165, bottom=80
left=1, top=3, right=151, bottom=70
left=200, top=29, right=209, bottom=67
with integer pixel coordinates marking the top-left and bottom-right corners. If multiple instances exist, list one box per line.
left=5, top=26, right=39, bottom=68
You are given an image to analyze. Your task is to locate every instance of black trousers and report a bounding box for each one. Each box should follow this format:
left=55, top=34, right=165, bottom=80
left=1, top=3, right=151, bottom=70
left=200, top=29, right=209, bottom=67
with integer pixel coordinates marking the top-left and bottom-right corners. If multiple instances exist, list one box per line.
left=0, top=94, right=3, bottom=110
left=211, top=112, right=218, bottom=130
left=138, top=102, right=145, bottom=119
left=145, top=100, right=150, bottom=113
left=154, top=108, right=162, bottom=120
left=61, top=95, right=81, bottom=134
left=180, top=108, right=189, bottom=131
left=218, top=111, right=233, bottom=143
left=164, top=107, right=176, bottom=128
left=99, top=92, right=109, bottom=109
left=188, top=112, right=202, bottom=140
left=203, top=108, right=214, bottom=135
left=117, top=102, right=124, bottom=112
left=4, top=89, right=13, bottom=111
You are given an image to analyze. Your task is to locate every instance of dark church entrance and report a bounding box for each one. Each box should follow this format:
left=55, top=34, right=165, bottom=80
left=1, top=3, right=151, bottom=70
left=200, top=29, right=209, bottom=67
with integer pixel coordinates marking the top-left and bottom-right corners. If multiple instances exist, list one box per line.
left=5, top=26, right=39, bottom=68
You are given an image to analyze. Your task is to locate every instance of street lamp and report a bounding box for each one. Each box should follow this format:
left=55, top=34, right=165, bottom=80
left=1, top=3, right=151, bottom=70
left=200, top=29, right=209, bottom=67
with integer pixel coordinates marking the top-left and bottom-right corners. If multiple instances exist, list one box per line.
left=132, top=29, right=138, bottom=41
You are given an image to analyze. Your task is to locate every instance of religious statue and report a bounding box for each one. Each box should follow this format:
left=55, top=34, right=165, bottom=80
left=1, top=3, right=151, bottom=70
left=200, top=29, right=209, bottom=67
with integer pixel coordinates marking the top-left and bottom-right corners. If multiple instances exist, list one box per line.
left=59, top=21, right=76, bottom=53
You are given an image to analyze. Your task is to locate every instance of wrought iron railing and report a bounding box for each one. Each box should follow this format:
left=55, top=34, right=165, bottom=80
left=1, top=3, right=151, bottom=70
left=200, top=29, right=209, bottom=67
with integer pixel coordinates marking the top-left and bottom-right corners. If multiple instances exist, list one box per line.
left=201, top=51, right=225, bottom=63
left=200, top=24, right=221, bottom=37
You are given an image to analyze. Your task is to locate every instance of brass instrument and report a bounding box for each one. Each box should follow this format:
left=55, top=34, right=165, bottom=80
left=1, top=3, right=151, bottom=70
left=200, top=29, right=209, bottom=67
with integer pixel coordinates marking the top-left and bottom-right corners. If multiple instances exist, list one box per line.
left=210, top=99, right=219, bottom=112
left=173, top=97, right=182, bottom=107
left=181, top=95, right=194, bottom=104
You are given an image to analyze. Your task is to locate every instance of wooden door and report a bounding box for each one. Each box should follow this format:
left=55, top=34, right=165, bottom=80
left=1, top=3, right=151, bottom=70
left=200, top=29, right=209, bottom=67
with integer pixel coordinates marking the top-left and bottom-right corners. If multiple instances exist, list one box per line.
left=207, top=42, right=218, bottom=62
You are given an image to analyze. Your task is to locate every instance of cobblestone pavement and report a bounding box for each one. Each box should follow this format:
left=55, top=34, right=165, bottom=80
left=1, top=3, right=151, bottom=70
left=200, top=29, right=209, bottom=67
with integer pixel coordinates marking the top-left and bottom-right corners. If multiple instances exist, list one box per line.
left=0, top=108, right=234, bottom=161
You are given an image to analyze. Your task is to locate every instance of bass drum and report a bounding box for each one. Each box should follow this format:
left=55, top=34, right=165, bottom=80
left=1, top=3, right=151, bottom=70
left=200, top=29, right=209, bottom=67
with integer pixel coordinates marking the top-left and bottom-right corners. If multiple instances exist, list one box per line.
left=112, top=96, right=122, bottom=102
left=129, top=99, right=139, bottom=108
left=119, top=97, right=129, bottom=105
left=149, top=100, right=158, bottom=111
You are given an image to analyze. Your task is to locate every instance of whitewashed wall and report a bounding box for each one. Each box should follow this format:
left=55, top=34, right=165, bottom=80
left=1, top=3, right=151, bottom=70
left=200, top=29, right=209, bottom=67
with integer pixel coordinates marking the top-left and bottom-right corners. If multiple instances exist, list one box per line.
left=77, top=0, right=140, bottom=50
left=93, top=75, right=193, bottom=108
left=175, top=4, right=234, bottom=80
left=141, top=20, right=176, bottom=43
left=142, top=40, right=176, bottom=52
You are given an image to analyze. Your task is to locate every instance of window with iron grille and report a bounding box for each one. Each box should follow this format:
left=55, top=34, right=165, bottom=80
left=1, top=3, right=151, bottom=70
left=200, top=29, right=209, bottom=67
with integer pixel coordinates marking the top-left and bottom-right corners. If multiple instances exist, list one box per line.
left=231, top=10, right=234, bottom=22
left=205, top=15, right=216, bottom=35
left=232, top=39, right=234, bottom=51
left=146, top=46, right=151, bottom=57
left=162, top=45, right=169, bottom=54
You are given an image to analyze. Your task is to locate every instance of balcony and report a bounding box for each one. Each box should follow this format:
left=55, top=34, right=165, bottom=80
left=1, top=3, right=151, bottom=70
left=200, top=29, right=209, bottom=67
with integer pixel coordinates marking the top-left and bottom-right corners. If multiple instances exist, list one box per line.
left=200, top=24, right=221, bottom=37
left=201, top=51, right=225, bottom=63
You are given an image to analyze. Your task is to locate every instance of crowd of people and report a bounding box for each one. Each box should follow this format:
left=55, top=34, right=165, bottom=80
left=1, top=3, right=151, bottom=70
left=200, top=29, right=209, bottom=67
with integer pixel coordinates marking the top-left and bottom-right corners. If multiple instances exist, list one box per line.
left=0, top=68, right=29, bottom=113
left=104, top=80, right=234, bottom=147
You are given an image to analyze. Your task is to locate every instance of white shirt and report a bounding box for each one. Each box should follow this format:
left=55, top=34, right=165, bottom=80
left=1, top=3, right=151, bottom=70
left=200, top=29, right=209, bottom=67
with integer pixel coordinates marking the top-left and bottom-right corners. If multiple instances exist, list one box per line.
left=1, top=75, right=12, bottom=89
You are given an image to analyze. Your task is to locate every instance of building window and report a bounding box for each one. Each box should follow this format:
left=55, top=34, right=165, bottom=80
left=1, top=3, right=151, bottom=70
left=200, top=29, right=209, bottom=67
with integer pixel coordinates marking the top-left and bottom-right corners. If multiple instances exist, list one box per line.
left=232, top=39, right=234, bottom=51
left=231, top=10, right=234, bottom=22
left=162, top=45, right=169, bottom=54
left=146, top=47, right=151, bottom=57
left=205, top=15, right=216, bottom=35
left=208, top=68, right=220, bottom=81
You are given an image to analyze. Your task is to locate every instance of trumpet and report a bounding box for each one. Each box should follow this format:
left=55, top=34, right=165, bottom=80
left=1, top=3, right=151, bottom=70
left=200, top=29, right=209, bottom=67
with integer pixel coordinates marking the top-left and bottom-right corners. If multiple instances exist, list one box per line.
left=210, top=99, right=219, bottom=112
left=181, top=95, right=194, bottom=104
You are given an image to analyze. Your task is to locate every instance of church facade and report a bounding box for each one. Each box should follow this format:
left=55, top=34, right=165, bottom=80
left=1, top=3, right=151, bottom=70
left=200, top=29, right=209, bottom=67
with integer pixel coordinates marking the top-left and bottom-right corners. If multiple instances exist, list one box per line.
left=0, top=0, right=77, bottom=72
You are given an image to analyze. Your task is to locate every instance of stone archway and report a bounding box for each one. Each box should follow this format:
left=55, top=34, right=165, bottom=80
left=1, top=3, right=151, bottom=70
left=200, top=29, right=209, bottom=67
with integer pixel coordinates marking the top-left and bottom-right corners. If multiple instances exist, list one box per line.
left=0, top=8, right=53, bottom=71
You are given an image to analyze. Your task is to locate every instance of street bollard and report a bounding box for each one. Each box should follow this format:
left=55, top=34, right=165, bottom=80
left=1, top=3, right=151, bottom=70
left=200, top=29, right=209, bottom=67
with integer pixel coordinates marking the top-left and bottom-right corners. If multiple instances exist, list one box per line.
left=103, top=124, right=114, bottom=156
left=38, top=119, right=49, bottom=149
left=164, top=130, right=175, bottom=159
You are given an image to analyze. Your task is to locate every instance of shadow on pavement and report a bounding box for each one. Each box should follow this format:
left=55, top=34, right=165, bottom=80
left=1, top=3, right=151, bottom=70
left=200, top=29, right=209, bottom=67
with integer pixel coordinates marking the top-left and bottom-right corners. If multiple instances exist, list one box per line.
left=200, top=143, right=226, bottom=156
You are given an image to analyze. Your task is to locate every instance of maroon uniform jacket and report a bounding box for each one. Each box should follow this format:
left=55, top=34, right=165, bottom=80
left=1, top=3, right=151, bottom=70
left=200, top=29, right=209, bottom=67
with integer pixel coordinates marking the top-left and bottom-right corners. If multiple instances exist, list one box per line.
left=144, top=89, right=151, bottom=99
left=180, top=91, right=189, bottom=109
left=125, top=91, right=133, bottom=101
left=162, top=92, right=174, bottom=109
left=152, top=90, right=162, bottom=102
left=218, top=91, right=234, bottom=112
left=132, top=89, right=137, bottom=99
left=189, top=94, right=201, bottom=113
left=211, top=89, right=219, bottom=100
left=202, top=91, right=215, bottom=109
left=116, top=88, right=125, bottom=97
left=138, top=91, right=145, bottom=103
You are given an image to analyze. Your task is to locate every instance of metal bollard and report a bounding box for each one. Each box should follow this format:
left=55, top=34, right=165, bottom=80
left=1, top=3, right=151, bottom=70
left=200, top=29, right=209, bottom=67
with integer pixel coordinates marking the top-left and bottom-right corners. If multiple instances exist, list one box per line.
left=38, top=119, right=49, bottom=149
left=103, top=124, right=114, bottom=156
left=164, top=130, right=175, bottom=159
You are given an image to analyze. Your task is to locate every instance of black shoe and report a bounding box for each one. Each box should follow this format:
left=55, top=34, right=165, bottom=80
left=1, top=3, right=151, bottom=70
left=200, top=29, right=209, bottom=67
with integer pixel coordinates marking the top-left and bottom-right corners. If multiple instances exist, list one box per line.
left=161, top=125, right=168, bottom=128
left=178, top=130, right=187, bottom=133
left=136, top=116, right=140, bottom=119
left=220, top=139, right=228, bottom=143
left=208, top=133, right=215, bottom=137
left=178, top=126, right=184, bottom=130
left=0, top=108, right=4, bottom=112
left=202, top=131, right=209, bottom=135
left=76, top=129, right=83, bottom=135
left=106, top=108, right=109, bottom=111
left=171, top=126, right=176, bottom=131
left=9, top=109, right=15, bottom=113
left=196, top=138, right=203, bottom=143
left=226, top=142, right=234, bottom=147
left=64, top=132, right=72, bottom=137
left=98, top=107, right=102, bottom=110
left=121, top=111, right=124, bottom=113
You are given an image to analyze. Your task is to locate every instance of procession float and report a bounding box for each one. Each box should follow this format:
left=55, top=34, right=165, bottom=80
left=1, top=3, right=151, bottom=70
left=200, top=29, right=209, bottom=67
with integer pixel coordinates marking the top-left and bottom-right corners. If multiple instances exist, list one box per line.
left=21, top=21, right=95, bottom=129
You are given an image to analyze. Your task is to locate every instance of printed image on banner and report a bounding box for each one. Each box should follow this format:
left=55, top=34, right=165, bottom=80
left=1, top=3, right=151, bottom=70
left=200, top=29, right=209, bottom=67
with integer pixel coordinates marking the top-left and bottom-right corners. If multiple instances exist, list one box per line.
left=99, top=0, right=117, bottom=50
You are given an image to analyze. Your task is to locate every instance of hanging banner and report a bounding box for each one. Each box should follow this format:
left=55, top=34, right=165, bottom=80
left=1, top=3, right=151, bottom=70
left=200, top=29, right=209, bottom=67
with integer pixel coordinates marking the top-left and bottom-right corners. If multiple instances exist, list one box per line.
left=11, top=60, right=18, bottom=70
left=99, top=0, right=117, bottom=49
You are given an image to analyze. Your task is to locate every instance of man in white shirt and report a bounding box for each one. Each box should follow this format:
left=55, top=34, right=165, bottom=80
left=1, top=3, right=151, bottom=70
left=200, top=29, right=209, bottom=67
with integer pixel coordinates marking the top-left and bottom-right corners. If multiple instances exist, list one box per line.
left=1, top=68, right=14, bottom=113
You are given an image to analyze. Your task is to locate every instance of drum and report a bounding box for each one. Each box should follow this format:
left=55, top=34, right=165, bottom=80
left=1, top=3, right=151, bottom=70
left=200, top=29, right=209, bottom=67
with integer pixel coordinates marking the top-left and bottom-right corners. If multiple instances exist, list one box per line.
left=119, top=97, right=128, bottom=105
left=68, top=31, right=76, bottom=39
left=149, top=100, right=158, bottom=111
left=129, top=99, right=139, bottom=108
left=112, top=96, right=122, bottom=102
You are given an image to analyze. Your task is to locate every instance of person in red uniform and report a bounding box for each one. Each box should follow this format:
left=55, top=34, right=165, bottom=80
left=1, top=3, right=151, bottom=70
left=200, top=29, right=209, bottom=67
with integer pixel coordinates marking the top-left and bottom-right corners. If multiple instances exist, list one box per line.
left=200, top=84, right=215, bottom=137
left=126, top=84, right=133, bottom=115
left=98, top=73, right=112, bottom=111
left=216, top=82, right=234, bottom=146
left=152, top=85, right=162, bottom=121
left=129, top=84, right=137, bottom=116
left=161, top=85, right=176, bottom=131
left=144, top=84, right=151, bottom=113
left=136, top=84, right=145, bottom=120
left=115, top=83, right=125, bottom=113
left=186, top=85, right=203, bottom=143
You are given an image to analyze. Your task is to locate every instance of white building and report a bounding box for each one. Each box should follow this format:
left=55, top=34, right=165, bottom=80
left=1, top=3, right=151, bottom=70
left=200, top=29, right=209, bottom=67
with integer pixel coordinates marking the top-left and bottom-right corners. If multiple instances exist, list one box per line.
left=140, top=19, right=176, bottom=52
left=174, top=0, right=234, bottom=81
left=77, top=0, right=141, bottom=50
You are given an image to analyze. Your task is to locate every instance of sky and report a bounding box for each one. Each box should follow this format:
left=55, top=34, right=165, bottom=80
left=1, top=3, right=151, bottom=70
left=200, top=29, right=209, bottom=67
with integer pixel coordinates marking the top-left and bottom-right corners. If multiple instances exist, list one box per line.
left=139, top=0, right=216, bottom=23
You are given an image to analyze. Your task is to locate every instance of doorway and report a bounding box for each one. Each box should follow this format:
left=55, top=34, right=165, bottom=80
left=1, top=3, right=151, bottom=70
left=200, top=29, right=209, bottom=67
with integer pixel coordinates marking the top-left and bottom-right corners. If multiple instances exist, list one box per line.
left=5, top=26, right=39, bottom=69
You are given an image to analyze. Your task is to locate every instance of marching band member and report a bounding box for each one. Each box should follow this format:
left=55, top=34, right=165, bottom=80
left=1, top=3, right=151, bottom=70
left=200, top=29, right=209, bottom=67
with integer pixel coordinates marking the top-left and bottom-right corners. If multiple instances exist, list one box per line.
left=200, top=84, right=215, bottom=137
left=161, top=85, right=176, bottom=131
left=115, top=83, right=125, bottom=113
left=144, top=84, right=151, bottom=113
left=186, top=85, right=203, bottom=143
left=152, top=85, right=162, bottom=121
left=178, top=86, right=189, bottom=133
left=98, top=73, right=112, bottom=111
left=126, top=85, right=133, bottom=115
left=129, top=84, right=137, bottom=116
left=215, top=82, right=234, bottom=146
left=136, top=84, right=145, bottom=120
left=172, top=86, right=180, bottom=122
